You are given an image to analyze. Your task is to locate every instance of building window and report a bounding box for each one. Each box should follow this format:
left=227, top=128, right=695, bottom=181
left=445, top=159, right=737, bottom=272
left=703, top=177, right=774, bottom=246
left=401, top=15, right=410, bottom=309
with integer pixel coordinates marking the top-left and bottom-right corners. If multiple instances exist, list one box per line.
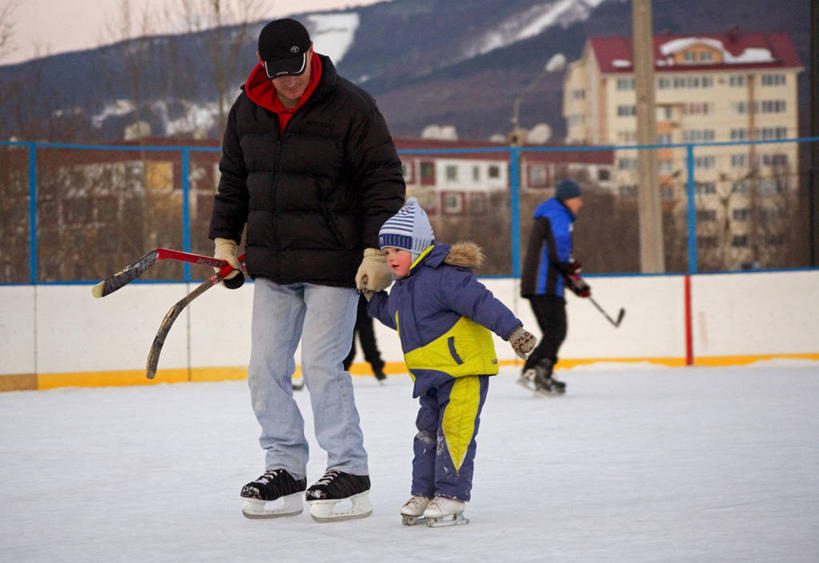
left=732, top=208, right=751, bottom=221
left=401, top=159, right=415, bottom=184
left=618, top=184, right=637, bottom=198
left=445, top=165, right=458, bottom=182
left=760, top=100, right=786, bottom=113
left=488, top=165, right=501, bottom=179
left=731, top=154, right=748, bottom=168
left=695, top=181, right=716, bottom=194
left=470, top=193, right=488, bottom=215
left=694, top=156, right=716, bottom=169
left=730, top=128, right=748, bottom=141
left=528, top=165, right=548, bottom=188
left=659, top=160, right=673, bottom=173
left=618, top=158, right=638, bottom=170
left=696, top=209, right=717, bottom=221
left=657, top=77, right=671, bottom=89
left=571, top=89, right=585, bottom=100
left=731, top=235, right=749, bottom=247
left=729, top=74, right=746, bottom=87
left=657, top=133, right=672, bottom=145
left=761, top=74, right=786, bottom=86
left=617, top=105, right=636, bottom=117
left=617, top=78, right=635, bottom=90
left=441, top=192, right=464, bottom=215
left=656, top=106, right=672, bottom=120
left=598, top=168, right=610, bottom=181
left=420, top=161, right=435, bottom=186
left=472, top=166, right=480, bottom=182
left=732, top=181, right=748, bottom=194
left=697, top=235, right=719, bottom=248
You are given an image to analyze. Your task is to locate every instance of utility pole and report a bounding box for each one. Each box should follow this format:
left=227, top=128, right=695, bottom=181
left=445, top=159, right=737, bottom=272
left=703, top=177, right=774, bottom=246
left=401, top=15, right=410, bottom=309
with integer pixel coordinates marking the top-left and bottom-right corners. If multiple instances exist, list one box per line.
left=631, top=0, right=665, bottom=272
left=811, top=0, right=819, bottom=266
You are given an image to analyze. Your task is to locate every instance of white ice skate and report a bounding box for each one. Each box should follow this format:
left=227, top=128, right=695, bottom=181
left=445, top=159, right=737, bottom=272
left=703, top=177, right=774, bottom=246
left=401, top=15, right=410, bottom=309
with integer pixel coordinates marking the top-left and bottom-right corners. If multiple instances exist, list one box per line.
left=422, top=496, right=469, bottom=528
left=308, top=491, right=372, bottom=522
left=516, top=368, right=537, bottom=391
left=241, top=492, right=303, bottom=519
left=400, top=495, right=432, bottom=526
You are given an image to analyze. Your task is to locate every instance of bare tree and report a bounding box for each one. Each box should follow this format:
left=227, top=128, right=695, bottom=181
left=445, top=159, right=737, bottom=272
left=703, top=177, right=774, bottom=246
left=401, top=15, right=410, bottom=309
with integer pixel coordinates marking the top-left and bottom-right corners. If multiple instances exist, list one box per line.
left=0, top=0, right=17, bottom=62
left=170, top=0, right=269, bottom=137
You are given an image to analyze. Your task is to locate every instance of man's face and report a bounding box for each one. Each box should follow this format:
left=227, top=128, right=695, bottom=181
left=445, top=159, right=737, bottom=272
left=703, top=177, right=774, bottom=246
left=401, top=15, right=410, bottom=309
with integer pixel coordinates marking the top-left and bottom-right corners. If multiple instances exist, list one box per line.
left=272, top=48, right=313, bottom=105
left=383, top=247, right=413, bottom=278
left=564, top=196, right=583, bottom=215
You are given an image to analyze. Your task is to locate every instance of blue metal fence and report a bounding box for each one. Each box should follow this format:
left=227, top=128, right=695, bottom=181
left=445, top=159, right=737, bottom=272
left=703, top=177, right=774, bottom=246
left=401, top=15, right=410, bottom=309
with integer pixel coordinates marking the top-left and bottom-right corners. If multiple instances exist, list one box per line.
left=1, top=136, right=817, bottom=284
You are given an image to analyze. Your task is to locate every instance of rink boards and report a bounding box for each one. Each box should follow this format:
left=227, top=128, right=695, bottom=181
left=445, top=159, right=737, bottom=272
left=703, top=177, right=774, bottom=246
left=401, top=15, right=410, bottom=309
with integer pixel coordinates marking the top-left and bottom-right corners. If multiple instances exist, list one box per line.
left=1, top=269, right=818, bottom=390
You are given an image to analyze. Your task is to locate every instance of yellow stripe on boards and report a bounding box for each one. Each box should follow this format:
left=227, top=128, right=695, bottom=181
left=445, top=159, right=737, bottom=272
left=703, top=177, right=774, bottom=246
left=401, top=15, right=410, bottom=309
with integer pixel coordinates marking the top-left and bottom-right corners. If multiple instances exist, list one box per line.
left=441, top=376, right=481, bottom=472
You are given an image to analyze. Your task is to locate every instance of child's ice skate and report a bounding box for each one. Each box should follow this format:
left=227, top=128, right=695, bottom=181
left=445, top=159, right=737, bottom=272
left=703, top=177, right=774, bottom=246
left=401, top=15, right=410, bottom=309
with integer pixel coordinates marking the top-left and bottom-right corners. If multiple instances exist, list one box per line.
left=400, top=495, right=431, bottom=526
left=422, top=496, right=469, bottom=527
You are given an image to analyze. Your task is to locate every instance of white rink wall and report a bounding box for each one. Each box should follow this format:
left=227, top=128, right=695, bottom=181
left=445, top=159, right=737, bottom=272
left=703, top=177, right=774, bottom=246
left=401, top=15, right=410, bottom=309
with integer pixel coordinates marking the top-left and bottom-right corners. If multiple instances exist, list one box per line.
left=1, top=270, right=818, bottom=388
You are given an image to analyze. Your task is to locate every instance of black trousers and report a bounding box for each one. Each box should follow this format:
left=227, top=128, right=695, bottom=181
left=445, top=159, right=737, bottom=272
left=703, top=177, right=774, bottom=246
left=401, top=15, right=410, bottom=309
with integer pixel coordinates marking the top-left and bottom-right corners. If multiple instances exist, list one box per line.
left=343, top=294, right=385, bottom=372
left=522, top=294, right=567, bottom=372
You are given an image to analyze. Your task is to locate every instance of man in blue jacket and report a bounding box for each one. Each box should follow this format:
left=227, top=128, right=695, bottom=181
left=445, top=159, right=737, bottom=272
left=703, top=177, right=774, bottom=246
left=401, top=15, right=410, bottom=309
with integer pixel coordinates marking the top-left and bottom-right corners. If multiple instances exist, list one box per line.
left=519, top=179, right=590, bottom=396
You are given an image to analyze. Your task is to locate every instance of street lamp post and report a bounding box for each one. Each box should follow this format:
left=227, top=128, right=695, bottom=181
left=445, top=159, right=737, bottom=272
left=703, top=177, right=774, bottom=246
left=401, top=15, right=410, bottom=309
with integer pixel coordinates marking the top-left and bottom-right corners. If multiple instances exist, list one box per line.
left=510, top=53, right=566, bottom=146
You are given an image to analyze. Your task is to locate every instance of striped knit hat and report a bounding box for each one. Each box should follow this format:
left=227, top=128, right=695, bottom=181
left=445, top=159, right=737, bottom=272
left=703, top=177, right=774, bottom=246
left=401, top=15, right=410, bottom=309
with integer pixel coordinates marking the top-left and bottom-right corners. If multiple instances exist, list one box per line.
left=378, top=197, right=435, bottom=261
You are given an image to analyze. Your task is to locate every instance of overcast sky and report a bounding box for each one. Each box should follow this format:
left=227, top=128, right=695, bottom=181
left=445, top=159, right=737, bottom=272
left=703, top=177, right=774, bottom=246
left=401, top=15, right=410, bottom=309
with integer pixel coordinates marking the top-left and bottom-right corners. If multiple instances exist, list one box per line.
left=3, top=0, right=385, bottom=65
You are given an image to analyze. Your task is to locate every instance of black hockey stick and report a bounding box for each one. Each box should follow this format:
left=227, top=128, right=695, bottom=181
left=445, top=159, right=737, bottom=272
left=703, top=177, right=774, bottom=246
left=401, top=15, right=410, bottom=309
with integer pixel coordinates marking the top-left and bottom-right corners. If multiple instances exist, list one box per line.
left=92, top=248, right=230, bottom=298
left=146, top=253, right=246, bottom=380
left=588, top=296, right=625, bottom=328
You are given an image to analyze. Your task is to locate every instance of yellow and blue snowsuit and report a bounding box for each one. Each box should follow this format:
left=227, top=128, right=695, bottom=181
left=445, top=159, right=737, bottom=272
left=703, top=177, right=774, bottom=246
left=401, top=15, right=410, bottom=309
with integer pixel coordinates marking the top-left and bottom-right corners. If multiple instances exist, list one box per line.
left=368, top=242, right=523, bottom=501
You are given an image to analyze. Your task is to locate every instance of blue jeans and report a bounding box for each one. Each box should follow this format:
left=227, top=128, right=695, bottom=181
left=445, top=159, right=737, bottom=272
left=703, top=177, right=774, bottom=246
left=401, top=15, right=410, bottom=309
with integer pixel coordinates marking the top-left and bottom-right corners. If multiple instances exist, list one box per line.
left=248, top=279, right=367, bottom=479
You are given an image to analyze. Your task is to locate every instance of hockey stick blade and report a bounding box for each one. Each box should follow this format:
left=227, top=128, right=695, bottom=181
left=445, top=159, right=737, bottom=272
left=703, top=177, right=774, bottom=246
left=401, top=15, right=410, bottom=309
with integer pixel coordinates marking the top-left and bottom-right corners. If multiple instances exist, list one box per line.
left=146, top=254, right=246, bottom=380
left=92, top=248, right=230, bottom=298
left=589, top=296, right=625, bottom=328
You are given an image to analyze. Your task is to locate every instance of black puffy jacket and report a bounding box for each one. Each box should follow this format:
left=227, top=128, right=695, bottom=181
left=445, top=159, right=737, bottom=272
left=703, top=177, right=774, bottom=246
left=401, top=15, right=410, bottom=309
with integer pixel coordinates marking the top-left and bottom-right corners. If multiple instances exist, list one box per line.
left=208, top=54, right=405, bottom=287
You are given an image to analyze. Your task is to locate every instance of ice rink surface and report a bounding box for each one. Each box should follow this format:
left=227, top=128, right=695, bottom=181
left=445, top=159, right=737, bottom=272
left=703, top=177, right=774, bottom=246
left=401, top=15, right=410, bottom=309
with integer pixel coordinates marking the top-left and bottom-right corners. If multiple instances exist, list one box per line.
left=2, top=362, right=818, bottom=562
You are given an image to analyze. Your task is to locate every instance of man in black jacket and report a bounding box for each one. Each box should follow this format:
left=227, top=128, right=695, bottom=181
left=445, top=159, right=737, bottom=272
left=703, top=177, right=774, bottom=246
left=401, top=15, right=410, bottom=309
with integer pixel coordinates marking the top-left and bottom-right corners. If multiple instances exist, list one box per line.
left=208, top=18, right=405, bottom=522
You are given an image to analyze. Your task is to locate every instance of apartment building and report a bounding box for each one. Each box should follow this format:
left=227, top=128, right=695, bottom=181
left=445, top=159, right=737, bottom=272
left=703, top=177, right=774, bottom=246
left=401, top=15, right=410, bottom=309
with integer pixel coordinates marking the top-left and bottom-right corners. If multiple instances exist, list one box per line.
left=562, top=31, right=803, bottom=268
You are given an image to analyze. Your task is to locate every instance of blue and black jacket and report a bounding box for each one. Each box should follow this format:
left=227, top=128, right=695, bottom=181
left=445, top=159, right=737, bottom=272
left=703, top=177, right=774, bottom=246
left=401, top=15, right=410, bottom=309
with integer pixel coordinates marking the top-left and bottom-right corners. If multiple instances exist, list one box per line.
left=368, top=242, right=522, bottom=398
left=520, top=197, right=576, bottom=298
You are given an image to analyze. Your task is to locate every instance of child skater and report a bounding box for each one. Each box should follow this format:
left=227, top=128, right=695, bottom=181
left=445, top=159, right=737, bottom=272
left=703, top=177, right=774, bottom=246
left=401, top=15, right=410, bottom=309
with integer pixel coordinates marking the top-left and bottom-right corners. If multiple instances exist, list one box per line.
left=364, top=198, right=536, bottom=527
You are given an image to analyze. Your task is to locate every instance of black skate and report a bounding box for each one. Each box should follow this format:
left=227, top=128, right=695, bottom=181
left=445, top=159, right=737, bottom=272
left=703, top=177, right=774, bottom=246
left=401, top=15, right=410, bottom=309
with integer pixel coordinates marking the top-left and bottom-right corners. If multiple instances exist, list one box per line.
left=532, top=359, right=566, bottom=397
left=306, top=469, right=372, bottom=522
left=373, top=366, right=387, bottom=382
left=240, top=468, right=306, bottom=519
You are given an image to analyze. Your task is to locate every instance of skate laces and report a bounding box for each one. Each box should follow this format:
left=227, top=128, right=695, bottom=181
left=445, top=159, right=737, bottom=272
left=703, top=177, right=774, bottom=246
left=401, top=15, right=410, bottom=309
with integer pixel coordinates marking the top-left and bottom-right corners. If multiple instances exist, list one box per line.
left=314, top=469, right=340, bottom=487
left=255, top=469, right=285, bottom=485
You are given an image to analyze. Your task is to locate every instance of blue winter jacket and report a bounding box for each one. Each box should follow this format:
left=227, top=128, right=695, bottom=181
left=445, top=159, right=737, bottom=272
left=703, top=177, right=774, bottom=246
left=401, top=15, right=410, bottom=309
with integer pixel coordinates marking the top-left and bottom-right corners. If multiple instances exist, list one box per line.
left=520, top=197, right=576, bottom=298
left=369, top=242, right=523, bottom=397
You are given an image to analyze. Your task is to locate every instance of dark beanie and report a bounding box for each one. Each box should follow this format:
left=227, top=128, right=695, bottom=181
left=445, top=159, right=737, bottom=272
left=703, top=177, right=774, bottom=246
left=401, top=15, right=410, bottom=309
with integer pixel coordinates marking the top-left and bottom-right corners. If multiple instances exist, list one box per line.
left=555, top=179, right=581, bottom=201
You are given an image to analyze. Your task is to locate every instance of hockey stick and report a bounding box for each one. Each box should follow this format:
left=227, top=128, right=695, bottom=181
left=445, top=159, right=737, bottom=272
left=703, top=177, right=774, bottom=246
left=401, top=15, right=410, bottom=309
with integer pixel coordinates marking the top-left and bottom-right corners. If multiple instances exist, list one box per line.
left=92, top=248, right=231, bottom=298
left=146, top=253, right=246, bottom=380
left=588, top=296, right=625, bottom=328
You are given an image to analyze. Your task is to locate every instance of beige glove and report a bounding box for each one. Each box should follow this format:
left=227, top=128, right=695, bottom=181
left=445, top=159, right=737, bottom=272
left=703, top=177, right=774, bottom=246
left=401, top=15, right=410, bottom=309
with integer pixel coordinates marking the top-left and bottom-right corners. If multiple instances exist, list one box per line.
left=509, top=326, right=536, bottom=360
left=355, top=248, right=393, bottom=292
left=213, top=237, right=241, bottom=280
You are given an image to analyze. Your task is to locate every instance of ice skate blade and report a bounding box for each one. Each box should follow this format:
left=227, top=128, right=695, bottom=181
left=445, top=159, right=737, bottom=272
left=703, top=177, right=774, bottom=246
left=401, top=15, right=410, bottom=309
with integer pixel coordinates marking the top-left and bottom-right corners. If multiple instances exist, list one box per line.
left=241, top=492, right=303, bottom=519
left=425, top=513, right=469, bottom=527
left=533, top=387, right=565, bottom=398
left=516, top=376, right=535, bottom=392
left=308, top=491, right=372, bottom=522
left=401, top=514, right=426, bottom=526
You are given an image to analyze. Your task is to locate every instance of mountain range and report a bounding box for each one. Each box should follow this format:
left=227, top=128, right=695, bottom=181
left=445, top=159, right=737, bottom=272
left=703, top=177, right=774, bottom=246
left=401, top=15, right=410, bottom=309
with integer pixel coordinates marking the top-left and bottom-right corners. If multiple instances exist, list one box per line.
left=0, top=0, right=811, bottom=143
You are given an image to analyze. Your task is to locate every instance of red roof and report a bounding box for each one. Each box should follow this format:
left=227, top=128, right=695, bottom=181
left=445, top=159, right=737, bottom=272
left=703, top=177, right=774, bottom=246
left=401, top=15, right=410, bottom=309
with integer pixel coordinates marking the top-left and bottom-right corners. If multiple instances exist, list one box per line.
left=589, top=31, right=802, bottom=74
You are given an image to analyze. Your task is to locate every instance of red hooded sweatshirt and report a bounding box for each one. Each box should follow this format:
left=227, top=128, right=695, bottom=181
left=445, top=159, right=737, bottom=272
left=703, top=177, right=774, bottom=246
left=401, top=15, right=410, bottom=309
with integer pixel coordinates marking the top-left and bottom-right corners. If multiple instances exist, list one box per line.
left=243, top=53, right=323, bottom=132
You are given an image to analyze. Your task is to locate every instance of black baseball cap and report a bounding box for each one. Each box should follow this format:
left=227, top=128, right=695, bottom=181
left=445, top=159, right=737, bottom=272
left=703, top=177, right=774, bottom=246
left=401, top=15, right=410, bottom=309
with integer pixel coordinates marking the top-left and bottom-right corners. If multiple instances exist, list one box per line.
left=258, top=19, right=311, bottom=78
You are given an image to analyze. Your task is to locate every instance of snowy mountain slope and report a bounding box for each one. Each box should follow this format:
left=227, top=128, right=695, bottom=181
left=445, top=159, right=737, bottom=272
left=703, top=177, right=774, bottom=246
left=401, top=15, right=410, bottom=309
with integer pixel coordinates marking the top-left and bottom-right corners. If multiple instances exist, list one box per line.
left=0, top=0, right=810, bottom=142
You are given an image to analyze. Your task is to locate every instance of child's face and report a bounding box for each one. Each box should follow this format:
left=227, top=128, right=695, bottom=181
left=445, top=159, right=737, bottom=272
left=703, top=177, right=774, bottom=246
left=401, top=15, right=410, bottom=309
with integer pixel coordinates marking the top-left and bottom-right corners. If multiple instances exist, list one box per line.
left=383, top=247, right=413, bottom=278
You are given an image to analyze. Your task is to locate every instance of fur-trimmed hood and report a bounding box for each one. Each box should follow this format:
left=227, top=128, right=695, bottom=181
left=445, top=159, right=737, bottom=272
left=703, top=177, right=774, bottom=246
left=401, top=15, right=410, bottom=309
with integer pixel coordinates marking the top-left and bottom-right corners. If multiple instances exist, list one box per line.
left=443, top=241, right=485, bottom=270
